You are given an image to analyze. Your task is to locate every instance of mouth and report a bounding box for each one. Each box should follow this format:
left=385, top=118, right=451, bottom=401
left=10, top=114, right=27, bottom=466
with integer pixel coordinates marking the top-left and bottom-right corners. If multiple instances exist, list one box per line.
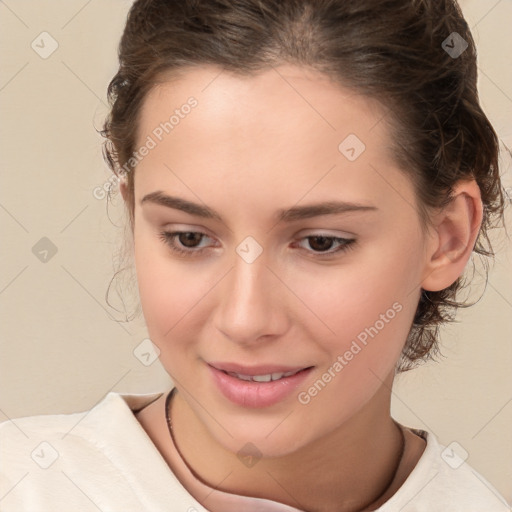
left=208, top=362, right=312, bottom=380
left=217, top=368, right=310, bottom=383
left=207, top=361, right=314, bottom=408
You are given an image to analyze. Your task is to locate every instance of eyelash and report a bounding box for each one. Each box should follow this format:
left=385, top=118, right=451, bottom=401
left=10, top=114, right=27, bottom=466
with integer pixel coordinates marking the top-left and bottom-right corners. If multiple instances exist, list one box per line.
left=158, top=231, right=356, bottom=258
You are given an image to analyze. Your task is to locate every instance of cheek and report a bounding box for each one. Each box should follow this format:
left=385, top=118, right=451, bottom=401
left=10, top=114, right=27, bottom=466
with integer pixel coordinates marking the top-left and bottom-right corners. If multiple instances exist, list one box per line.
left=289, top=243, right=421, bottom=363
left=134, top=240, right=193, bottom=343
left=294, top=267, right=407, bottom=331
left=133, top=238, right=222, bottom=364
left=292, top=263, right=414, bottom=426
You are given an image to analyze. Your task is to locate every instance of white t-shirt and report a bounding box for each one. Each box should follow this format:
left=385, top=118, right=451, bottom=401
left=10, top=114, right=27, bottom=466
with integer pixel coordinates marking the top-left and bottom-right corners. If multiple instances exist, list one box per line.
left=0, top=390, right=509, bottom=511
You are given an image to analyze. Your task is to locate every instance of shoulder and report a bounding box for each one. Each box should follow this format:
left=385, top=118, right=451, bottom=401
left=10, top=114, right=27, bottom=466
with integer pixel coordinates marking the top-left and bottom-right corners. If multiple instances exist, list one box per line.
left=0, top=391, right=208, bottom=511
left=0, top=391, right=163, bottom=451
left=379, top=426, right=511, bottom=511
left=0, top=401, right=95, bottom=474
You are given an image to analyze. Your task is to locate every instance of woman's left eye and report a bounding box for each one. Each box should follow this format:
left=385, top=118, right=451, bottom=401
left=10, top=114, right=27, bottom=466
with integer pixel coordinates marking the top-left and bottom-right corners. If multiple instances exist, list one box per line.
left=294, top=235, right=356, bottom=255
left=158, top=231, right=356, bottom=257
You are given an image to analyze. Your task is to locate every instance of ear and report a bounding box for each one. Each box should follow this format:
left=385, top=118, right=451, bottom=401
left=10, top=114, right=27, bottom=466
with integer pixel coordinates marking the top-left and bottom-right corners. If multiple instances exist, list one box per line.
left=421, top=179, right=483, bottom=292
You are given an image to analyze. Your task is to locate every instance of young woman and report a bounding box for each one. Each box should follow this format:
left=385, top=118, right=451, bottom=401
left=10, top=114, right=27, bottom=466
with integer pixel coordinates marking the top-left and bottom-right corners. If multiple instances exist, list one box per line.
left=1, top=1, right=510, bottom=510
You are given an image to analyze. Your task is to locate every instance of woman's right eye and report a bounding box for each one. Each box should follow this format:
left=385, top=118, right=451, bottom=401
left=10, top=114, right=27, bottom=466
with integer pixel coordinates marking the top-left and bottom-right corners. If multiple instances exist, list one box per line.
left=158, top=231, right=213, bottom=257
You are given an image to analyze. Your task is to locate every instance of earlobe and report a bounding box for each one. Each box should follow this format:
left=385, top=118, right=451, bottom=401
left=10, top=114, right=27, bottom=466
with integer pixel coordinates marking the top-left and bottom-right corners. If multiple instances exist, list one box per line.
left=421, top=180, right=483, bottom=292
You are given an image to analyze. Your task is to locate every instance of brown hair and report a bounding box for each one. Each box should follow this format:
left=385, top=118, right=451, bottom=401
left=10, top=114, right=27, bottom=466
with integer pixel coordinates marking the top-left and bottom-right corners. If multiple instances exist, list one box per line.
left=101, top=0, right=506, bottom=373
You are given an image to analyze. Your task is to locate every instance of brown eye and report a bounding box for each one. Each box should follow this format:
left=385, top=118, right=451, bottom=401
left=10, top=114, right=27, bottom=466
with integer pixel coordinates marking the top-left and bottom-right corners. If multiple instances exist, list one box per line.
left=158, top=231, right=213, bottom=257
left=178, top=232, right=204, bottom=248
left=307, top=236, right=335, bottom=252
left=296, top=235, right=356, bottom=256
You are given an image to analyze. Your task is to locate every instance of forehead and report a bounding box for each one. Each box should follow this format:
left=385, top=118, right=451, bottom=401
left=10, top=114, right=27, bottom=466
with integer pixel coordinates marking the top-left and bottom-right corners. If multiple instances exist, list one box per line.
left=134, top=64, right=411, bottom=217
left=138, top=64, right=392, bottom=150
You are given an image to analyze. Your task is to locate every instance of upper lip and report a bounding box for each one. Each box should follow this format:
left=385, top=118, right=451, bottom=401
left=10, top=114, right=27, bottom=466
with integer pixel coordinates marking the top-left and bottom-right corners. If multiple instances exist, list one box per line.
left=208, top=361, right=312, bottom=375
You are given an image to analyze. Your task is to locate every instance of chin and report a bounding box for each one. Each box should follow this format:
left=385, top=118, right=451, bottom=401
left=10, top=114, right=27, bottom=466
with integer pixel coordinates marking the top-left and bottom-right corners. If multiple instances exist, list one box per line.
left=203, top=411, right=318, bottom=460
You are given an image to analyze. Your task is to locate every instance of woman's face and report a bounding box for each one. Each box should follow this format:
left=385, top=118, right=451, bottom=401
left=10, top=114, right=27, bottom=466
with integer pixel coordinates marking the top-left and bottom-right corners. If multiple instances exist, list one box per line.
left=130, top=64, right=431, bottom=456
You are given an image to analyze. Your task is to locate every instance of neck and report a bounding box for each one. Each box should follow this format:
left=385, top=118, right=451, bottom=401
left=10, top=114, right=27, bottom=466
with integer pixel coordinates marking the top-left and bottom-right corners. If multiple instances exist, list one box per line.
left=170, top=374, right=406, bottom=512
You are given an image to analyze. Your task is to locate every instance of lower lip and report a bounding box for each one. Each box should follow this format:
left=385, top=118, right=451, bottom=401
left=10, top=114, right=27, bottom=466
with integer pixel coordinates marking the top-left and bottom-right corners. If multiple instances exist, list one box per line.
left=208, top=365, right=313, bottom=408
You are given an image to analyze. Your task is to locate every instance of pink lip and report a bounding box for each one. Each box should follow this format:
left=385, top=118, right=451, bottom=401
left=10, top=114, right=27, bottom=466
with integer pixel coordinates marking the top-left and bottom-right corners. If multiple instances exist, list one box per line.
left=207, top=362, right=313, bottom=408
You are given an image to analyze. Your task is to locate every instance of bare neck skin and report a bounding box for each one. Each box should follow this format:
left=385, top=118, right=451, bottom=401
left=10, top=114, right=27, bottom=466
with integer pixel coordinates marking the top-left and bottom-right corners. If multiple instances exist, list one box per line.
left=135, top=372, right=426, bottom=512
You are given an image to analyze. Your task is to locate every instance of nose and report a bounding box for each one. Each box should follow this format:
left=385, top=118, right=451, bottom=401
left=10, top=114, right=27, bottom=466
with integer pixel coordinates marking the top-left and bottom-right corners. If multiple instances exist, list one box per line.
left=213, top=246, right=289, bottom=346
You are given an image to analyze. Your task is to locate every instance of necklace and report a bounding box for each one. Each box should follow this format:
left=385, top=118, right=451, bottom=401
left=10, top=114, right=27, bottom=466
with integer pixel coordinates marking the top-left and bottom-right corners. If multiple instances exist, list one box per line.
left=164, top=388, right=406, bottom=511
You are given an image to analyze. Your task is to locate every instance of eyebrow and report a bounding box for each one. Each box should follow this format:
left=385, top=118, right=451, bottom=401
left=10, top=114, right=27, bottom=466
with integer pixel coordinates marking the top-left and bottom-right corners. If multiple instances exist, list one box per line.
left=140, top=191, right=378, bottom=223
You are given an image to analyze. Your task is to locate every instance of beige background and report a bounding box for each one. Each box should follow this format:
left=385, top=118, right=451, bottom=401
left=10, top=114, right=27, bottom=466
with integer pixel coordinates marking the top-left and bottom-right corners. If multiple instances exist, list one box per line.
left=0, top=0, right=511, bottom=504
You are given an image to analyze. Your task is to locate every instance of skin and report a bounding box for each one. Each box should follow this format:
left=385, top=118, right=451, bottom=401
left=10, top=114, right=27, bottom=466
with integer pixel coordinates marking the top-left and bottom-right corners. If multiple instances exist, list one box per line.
left=120, top=64, right=483, bottom=512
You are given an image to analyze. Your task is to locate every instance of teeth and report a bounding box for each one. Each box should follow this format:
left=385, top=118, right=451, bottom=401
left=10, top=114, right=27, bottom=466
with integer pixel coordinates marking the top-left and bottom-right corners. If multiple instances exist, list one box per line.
left=253, top=374, right=272, bottom=382
left=234, top=373, right=252, bottom=381
left=227, top=369, right=302, bottom=382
